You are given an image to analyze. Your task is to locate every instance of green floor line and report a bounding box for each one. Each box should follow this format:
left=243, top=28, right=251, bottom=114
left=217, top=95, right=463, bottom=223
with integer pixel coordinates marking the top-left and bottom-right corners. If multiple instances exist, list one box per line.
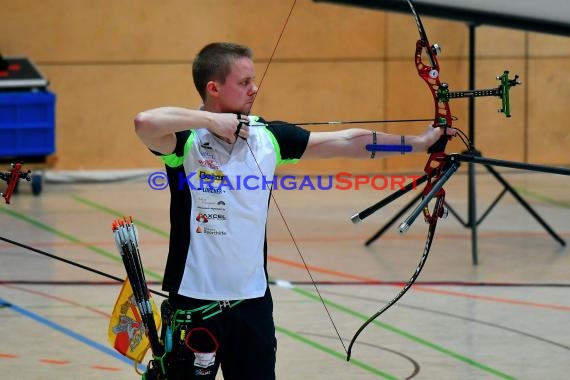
left=294, top=287, right=516, bottom=380
left=514, top=187, right=570, bottom=209
left=276, top=326, right=397, bottom=379
left=74, top=195, right=517, bottom=379
left=3, top=198, right=394, bottom=377
left=72, top=196, right=397, bottom=375
left=11, top=303, right=114, bottom=310
left=0, top=207, right=162, bottom=280
left=72, top=195, right=170, bottom=237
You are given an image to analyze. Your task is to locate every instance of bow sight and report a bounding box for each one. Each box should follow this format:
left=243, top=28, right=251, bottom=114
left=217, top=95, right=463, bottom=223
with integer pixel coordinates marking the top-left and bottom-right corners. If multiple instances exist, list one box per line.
left=437, top=70, right=521, bottom=117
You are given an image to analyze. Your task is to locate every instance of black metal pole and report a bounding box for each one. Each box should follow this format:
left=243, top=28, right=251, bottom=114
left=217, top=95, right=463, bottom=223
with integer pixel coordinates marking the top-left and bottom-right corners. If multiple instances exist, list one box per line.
left=467, top=23, right=479, bottom=265
left=449, top=154, right=570, bottom=176
left=351, top=175, right=428, bottom=224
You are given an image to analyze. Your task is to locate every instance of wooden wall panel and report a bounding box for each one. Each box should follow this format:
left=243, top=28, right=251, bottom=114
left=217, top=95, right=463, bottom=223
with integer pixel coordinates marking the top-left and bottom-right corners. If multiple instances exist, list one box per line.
left=0, top=0, right=568, bottom=173
left=528, top=33, right=570, bottom=56
left=39, top=64, right=199, bottom=169
left=0, top=0, right=387, bottom=62
left=41, top=59, right=390, bottom=171
left=386, top=13, right=468, bottom=58
left=254, top=61, right=384, bottom=123
left=472, top=59, right=526, bottom=161
left=242, top=60, right=386, bottom=175
left=527, top=58, right=570, bottom=165
left=476, top=26, right=527, bottom=57
left=264, top=1, right=388, bottom=60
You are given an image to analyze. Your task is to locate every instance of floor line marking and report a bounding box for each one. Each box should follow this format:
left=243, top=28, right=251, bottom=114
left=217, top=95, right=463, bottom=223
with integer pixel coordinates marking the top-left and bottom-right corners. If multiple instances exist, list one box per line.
left=0, top=297, right=137, bottom=369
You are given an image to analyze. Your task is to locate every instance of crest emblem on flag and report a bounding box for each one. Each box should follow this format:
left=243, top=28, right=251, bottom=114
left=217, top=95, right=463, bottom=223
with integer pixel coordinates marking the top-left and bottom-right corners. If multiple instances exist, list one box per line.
left=108, top=278, right=160, bottom=362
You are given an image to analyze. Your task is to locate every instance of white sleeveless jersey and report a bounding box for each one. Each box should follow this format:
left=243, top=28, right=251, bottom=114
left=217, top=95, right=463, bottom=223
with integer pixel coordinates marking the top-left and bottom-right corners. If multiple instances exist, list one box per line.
left=159, top=116, right=307, bottom=300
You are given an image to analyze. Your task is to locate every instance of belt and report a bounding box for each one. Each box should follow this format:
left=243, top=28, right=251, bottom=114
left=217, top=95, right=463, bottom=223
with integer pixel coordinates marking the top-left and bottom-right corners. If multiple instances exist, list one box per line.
left=172, top=299, right=244, bottom=324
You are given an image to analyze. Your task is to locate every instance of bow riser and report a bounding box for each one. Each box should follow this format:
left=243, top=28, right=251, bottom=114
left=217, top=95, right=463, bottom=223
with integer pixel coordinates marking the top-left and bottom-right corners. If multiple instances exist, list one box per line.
left=413, top=31, right=452, bottom=226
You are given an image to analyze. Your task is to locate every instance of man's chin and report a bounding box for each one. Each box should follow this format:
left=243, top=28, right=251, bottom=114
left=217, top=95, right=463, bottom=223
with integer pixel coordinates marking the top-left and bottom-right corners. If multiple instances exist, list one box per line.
left=225, top=107, right=251, bottom=116
left=242, top=106, right=252, bottom=116
left=243, top=102, right=254, bottom=115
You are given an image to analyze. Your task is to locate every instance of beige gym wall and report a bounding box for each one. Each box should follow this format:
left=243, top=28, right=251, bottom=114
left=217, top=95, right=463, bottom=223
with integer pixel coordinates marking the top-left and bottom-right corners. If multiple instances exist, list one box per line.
left=1, top=0, right=568, bottom=173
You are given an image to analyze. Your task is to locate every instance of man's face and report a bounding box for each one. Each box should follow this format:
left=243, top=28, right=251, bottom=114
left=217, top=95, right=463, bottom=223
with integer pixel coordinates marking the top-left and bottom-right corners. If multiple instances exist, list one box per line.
left=214, top=57, right=258, bottom=115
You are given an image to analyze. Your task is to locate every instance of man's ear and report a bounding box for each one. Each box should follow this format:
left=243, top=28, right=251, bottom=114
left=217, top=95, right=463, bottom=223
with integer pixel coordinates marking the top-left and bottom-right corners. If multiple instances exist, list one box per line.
left=205, top=81, right=219, bottom=99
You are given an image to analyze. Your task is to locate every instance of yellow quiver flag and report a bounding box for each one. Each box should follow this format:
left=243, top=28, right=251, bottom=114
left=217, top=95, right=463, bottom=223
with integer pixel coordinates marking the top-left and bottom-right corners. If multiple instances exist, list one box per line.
left=107, top=278, right=161, bottom=363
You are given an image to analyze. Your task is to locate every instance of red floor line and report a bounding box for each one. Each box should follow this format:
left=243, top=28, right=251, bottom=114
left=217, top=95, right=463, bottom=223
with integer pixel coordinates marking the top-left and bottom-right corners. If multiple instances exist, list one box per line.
left=1, top=284, right=111, bottom=317
left=4, top=232, right=568, bottom=312
left=4, top=247, right=568, bottom=312
left=39, top=359, right=69, bottom=365
left=2, top=230, right=569, bottom=249
left=1, top=287, right=128, bottom=372
left=268, top=256, right=570, bottom=311
left=91, top=365, right=122, bottom=371
left=0, top=290, right=132, bottom=372
left=412, top=287, right=570, bottom=311
left=3, top=355, right=122, bottom=371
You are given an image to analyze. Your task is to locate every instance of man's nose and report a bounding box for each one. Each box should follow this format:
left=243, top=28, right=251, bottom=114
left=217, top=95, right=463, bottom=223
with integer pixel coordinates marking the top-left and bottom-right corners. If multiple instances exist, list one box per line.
left=250, top=82, right=258, bottom=95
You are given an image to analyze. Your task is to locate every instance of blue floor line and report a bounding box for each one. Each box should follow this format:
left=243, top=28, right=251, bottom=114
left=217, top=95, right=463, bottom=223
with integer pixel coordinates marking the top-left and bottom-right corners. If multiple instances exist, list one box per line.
left=0, top=297, right=145, bottom=371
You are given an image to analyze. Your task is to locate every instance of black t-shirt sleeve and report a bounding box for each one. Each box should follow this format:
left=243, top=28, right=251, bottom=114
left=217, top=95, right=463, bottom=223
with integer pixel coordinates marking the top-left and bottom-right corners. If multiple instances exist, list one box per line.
left=150, top=130, right=191, bottom=157
left=263, top=119, right=310, bottom=160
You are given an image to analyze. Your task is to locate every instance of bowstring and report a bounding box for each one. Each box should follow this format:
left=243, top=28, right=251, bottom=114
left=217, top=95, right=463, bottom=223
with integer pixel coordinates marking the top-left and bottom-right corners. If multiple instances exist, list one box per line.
left=243, top=0, right=348, bottom=354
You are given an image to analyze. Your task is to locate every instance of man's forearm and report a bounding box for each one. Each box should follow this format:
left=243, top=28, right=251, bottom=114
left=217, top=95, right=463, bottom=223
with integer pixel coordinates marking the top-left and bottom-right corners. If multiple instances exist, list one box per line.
left=303, top=128, right=430, bottom=159
left=134, top=107, right=215, bottom=139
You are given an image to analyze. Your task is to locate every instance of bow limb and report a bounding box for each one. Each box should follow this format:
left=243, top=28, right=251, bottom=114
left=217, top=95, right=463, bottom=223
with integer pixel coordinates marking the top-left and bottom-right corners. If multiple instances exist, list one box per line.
left=346, top=0, right=453, bottom=360
left=346, top=198, right=440, bottom=361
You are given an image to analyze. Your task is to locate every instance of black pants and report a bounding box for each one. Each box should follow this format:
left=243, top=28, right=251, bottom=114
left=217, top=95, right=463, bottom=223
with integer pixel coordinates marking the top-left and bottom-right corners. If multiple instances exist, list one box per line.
left=165, top=288, right=276, bottom=380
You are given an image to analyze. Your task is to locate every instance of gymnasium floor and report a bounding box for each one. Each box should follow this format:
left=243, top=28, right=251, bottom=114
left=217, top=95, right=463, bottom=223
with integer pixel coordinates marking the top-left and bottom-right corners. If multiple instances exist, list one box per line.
left=1, top=168, right=569, bottom=379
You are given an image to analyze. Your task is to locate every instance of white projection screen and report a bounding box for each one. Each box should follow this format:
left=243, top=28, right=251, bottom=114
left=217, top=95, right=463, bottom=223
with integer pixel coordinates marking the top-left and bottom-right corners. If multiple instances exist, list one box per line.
left=315, top=0, right=570, bottom=36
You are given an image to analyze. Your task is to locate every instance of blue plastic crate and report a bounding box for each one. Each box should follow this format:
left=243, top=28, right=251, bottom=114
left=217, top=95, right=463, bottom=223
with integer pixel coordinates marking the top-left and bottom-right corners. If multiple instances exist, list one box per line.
left=0, top=91, right=56, bottom=157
